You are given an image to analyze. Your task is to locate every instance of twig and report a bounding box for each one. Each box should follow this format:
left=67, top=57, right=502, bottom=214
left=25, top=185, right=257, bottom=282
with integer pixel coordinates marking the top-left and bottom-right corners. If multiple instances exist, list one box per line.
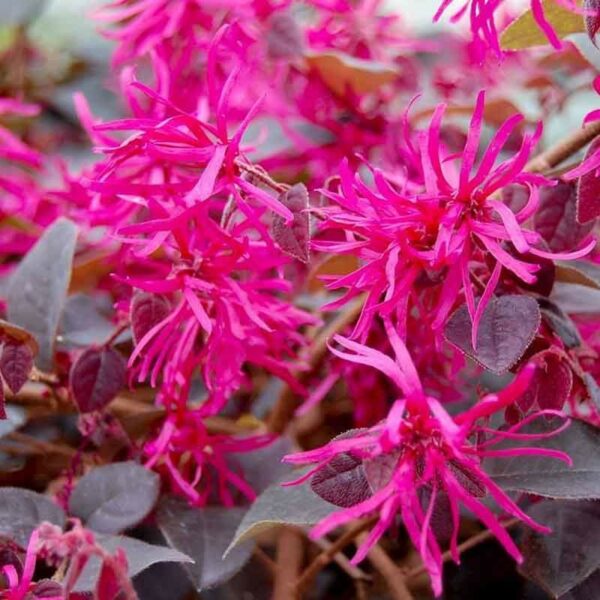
left=311, top=536, right=371, bottom=581
left=273, top=527, right=304, bottom=600
left=355, top=533, right=414, bottom=600
left=253, top=546, right=277, bottom=578
left=526, top=119, right=600, bottom=173
left=267, top=295, right=365, bottom=434
left=235, top=158, right=289, bottom=194
left=103, top=323, right=130, bottom=347
left=296, top=517, right=376, bottom=594
left=404, top=517, right=521, bottom=582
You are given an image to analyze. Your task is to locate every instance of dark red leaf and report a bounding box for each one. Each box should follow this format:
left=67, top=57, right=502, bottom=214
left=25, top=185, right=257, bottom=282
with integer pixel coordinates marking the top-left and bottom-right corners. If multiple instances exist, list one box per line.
left=0, top=384, right=5, bottom=420
left=311, top=452, right=371, bottom=508
left=266, top=12, right=304, bottom=59
left=519, top=351, right=573, bottom=413
left=130, top=293, right=171, bottom=346
left=311, top=429, right=371, bottom=507
left=534, top=181, right=593, bottom=252
left=501, top=183, right=529, bottom=213
left=272, top=184, right=310, bottom=263
left=363, top=450, right=400, bottom=493
left=69, top=347, right=127, bottom=413
left=576, top=136, right=600, bottom=223
left=444, top=295, right=541, bottom=373
left=502, top=244, right=555, bottom=297
left=585, top=0, right=600, bottom=45
left=0, top=341, right=33, bottom=394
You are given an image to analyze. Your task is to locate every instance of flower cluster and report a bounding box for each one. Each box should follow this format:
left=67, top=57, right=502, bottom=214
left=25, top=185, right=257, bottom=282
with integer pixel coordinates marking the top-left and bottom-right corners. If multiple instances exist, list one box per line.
left=315, top=91, right=594, bottom=343
left=0, top=0, right=599, bottom=597
left=285, top=334, right=570, bottom=595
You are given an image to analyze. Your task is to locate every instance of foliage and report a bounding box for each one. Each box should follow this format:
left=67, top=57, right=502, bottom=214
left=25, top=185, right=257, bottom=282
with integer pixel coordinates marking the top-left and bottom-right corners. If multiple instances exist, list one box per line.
left=0, top=0, right=600, bottom=599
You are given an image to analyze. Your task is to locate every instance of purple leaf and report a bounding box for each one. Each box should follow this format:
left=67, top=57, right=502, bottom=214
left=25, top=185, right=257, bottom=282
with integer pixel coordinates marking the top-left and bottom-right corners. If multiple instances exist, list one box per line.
left=73, top=535, right=192, bottom=593
left=585, top=0, right=600, bottom=45
left=266, top=12, right=304, bottom=59
left=310, top=429, right=372, bottom=507
left=7, top=218, right=78, bottom=371
left=157, top=497, right=253, bottom=591
left=534, top=182, right=593, bottom=253
left=271, top=183, right=310, bottom=263
left=68, top=461, right=160, bottom=534
left=60, top=294, right=128, bottom=349
left=230, top=435, right=294, bottom=496
left=69, top=346, right=127, bottom=413
left=520, top=500, right=600, bottom=598
left=485, top=419, right=600, bottom=499
left=577, top=138, right=600, bottom=223
left=225, top=471, right=337, bottom=555
left=311, top=452, right=371, bottom=508
left=364, top=450, right=400, bottom=493
left=444, top=295, right=541, bottom=373
left=0, top=488, right=66, bottom=548
left=130, top=292, right=171, bottom=346
left=0, top=341, right=33, bottom=395
left=538, top=298, right=582, bottom=349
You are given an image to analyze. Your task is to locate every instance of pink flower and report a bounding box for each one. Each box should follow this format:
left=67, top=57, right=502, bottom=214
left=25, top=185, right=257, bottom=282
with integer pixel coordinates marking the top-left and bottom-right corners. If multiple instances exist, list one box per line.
left=284, top=332, right=571, bottom=596
left=122, top=204, right=314, bottom=408
left=316, top=91, right=595, bottom=341
left=144, top=409, right=274, bottom=505
left=0, top=98, right=59, bottom=267
left=434, top=1, right=581, bottom=54
left=0, top=531, right=50, bottom=600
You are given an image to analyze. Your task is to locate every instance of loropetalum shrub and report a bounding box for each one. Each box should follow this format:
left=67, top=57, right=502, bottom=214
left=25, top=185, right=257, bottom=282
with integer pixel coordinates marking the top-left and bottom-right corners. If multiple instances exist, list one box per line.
left=2, top=1, right=600, bottom=599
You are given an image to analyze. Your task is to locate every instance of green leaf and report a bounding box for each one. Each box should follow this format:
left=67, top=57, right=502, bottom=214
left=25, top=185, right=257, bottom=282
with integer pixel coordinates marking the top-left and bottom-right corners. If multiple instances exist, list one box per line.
left=501, top=0, right=585, bottom=51
left=224, top=471, right=338, bottom=556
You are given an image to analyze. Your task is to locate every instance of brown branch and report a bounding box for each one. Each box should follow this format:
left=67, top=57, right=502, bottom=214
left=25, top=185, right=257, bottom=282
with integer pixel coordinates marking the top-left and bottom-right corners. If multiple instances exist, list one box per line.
left=404, top=517, right=521, bottom=582
left=235, top=158, right=289, bottom=194
left=273, top=527, right=304, bottom=600
left=526, top=119, right=600, bottom=173
left=267, top=295, right=365, bottom=434
left=296, top=517, right=376, bottom=594
left=355, top=533, right=414, bottom=600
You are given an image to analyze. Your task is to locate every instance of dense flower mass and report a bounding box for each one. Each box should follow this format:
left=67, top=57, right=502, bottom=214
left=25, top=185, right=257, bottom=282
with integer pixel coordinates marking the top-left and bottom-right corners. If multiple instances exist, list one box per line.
left=0, top=0, right=599, bottom=597
left=316, top=92, right=594, bottom=342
